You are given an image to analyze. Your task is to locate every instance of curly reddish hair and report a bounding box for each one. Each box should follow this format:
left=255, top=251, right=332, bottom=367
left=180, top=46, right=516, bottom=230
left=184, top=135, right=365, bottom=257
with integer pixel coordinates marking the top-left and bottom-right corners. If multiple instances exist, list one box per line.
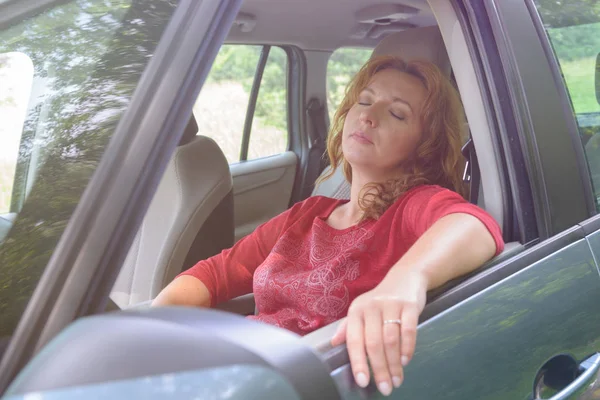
left=320, top=55, right=467, bottom=220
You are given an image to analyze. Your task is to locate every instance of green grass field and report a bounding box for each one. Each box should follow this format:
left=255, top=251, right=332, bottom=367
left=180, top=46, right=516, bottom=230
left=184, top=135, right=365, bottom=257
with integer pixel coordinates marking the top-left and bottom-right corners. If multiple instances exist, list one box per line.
left=560, top=56, right=600, bottom=114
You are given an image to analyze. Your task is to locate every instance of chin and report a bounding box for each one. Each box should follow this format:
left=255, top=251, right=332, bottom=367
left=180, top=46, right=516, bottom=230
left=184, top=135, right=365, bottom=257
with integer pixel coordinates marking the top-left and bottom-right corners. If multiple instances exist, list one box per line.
left=342, top=150, right=376, bottom=169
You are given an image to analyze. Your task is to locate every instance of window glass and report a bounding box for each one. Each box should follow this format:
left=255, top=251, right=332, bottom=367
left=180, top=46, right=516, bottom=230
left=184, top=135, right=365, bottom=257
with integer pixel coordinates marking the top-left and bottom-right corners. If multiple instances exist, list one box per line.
left=533, top=1, right=600, bottom=208
left=248, top=46, right=288, bottom=160
left=0, top=52, right=33, bottom=214
left=327, top=48, right=372, bottom=122
left=194, top=45, right=260, bottom=163
left=194, top=45, right=288, bottom=163
left=0, top=0, right=179, bottom=339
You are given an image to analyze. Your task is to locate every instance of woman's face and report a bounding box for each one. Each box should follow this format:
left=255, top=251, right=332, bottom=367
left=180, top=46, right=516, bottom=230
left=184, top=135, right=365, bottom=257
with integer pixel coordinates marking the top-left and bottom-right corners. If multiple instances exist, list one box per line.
left=342, top=68, right=427, bottom=178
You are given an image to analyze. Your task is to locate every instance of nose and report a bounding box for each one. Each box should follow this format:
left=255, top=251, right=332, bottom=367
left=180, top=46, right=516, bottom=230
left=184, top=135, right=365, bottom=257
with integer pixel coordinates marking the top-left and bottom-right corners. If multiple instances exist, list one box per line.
left=359, top=104, right=379, bottom=128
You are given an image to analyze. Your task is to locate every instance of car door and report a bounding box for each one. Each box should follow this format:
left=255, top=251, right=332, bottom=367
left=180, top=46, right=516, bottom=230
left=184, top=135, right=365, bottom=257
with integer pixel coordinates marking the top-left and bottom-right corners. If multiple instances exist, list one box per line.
left=0, top=0, right=260, bottom=393
left=320, top=0, right=600, bottom=398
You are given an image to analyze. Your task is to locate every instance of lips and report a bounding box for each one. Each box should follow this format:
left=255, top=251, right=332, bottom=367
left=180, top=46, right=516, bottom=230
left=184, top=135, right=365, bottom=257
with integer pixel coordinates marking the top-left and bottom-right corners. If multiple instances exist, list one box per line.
left=350, top=131, right=373, bottom=144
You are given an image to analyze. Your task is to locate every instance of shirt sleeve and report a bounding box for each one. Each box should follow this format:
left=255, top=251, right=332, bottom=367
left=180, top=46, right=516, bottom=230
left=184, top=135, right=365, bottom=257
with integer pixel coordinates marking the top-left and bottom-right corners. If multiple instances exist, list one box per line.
left=177, top=199, right=313, bottom=306
left=402, top=186, right=505, bottom=256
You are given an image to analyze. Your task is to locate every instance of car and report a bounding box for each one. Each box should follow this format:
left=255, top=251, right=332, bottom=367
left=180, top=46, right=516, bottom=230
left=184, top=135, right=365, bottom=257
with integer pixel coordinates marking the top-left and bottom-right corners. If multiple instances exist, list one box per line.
left=0, top=0, right=599, bottom=398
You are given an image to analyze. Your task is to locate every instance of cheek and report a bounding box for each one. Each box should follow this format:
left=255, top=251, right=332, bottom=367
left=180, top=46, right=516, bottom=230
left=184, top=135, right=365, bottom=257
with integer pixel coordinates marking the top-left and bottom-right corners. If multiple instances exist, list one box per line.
left=343, top=108, right=358, bottom=130
left=381, top=126, right=422, bottom=161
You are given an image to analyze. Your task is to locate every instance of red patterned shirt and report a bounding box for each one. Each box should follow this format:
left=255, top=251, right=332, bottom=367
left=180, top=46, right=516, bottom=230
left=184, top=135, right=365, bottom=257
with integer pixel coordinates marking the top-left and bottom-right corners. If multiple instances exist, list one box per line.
left=179, top=185, right=504, bottom=336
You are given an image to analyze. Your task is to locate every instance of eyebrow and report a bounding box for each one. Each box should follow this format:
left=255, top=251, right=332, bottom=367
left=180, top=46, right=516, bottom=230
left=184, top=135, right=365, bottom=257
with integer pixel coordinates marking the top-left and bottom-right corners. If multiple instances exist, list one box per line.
left=362, top=87, right=413, bottom=112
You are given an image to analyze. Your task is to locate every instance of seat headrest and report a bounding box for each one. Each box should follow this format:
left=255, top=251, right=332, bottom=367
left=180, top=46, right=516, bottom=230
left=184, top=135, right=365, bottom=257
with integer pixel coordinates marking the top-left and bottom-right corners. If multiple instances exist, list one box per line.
left=371, top=26, right=451, bottom=76
left=179, top=115, right=199, bottom=146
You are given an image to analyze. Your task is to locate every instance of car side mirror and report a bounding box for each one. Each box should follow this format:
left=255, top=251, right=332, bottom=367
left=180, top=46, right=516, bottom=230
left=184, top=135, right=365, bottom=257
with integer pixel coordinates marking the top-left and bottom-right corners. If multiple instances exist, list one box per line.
left=596, top=52, right=600, bottom=105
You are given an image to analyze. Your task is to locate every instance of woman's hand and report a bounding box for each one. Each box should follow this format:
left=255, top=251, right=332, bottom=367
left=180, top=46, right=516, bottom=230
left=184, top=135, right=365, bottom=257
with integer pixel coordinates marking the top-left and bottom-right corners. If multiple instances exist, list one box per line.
left=330, top=270, right=429, bottom=397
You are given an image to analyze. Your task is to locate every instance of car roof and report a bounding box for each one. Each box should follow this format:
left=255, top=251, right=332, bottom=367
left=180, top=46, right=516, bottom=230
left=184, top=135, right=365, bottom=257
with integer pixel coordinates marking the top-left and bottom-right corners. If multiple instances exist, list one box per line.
left=225, top=0, right=437, bottom=51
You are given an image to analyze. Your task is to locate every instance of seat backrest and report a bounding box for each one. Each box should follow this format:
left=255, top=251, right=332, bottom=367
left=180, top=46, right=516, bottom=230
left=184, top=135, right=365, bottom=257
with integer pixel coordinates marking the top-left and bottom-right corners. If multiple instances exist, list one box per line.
left=111, top=117, right=233, bottom=308
left=313, top=26, right=451, bottom=200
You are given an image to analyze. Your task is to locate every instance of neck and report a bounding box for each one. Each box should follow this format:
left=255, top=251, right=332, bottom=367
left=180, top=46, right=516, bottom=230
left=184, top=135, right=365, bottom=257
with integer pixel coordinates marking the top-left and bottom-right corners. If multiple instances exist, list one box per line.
left=346, top=167, right=400, bottom=222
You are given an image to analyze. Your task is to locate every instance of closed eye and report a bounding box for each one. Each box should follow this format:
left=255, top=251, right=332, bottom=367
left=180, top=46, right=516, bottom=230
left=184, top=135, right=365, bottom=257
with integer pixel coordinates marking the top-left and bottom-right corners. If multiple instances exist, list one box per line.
left=390, top=111, right=405, bottom=121
left=358, top=102, right=371, bottom=106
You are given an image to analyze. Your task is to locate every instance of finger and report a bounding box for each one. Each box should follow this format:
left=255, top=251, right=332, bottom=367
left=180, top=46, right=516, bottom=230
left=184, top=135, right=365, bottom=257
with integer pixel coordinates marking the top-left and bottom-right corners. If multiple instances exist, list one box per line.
left=346, top=309, right=370, bottom=389
left=331, top=319, right=348, bottom=346
left=400, top=305, right=420, bottom=367
left=364, top=307, right=392, bottom=396
left=382, top=306, right=404, bottom=389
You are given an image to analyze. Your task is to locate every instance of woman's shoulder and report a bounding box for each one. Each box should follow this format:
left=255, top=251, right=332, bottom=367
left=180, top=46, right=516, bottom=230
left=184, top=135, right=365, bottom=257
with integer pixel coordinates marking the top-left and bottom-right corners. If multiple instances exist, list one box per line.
left=383, top=184, right=470, bottom=223
left=399, top=184, right=465, bottom=205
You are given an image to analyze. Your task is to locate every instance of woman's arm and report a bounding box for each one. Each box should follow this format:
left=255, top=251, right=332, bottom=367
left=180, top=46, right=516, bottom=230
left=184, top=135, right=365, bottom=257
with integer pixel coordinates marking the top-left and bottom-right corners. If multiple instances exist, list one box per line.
left=152, top=275, right=211, bottom=307
left=387, top=212, right=497, bottom=290
left=332, top=213, right=499, bottom=396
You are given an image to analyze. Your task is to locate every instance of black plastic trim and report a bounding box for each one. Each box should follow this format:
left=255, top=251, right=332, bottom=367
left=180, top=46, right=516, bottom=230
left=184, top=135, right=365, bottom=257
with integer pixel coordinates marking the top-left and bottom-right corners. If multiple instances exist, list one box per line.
left=287, top=47, right=309, bottom=207
left=524, top=0, right=596, bottom=218
left=240, top=45, right=271, bottom=161
left=0, top=0, right=243, bottom=392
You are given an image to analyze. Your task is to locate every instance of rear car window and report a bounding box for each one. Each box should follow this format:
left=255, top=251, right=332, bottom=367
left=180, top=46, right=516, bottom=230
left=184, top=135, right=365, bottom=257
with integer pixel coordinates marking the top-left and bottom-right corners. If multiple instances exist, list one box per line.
left=194, top=44, right=289, bottom=163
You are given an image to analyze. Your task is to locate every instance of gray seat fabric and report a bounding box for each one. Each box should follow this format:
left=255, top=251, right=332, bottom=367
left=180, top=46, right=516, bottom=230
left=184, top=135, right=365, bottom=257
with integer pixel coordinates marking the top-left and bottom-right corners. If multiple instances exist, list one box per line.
left=111, top=117, right=234, bottom=308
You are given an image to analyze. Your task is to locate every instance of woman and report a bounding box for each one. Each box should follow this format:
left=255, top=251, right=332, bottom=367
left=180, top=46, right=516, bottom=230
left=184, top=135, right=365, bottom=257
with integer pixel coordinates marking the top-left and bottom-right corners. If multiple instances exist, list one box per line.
left=153, top=55, right=504, bottom=396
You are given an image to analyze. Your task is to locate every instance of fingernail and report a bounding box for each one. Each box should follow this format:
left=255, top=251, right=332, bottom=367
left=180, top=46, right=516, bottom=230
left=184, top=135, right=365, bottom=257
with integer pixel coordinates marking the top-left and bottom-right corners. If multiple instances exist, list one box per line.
left=355, top=372, right=369, bottom=388
left=378, top=381, right=392, bottom=396
left=392, top=376, right=402, bottom=388
left=401, top=356, right=409, bottom=366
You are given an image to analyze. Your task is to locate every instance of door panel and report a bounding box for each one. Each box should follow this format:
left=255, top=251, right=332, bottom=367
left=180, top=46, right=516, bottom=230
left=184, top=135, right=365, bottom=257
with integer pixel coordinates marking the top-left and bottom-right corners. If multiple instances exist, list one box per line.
left=230, top=151, right=297, bottom=241
left=331, top=238, right=600, bottom=399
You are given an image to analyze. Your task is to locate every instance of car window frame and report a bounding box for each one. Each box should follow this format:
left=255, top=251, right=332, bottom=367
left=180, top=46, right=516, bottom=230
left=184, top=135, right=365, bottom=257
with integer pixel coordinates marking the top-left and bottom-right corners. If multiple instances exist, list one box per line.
left=0, top=0, right=243, bottom=391
left=486, top=0, right=594, bottom=234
